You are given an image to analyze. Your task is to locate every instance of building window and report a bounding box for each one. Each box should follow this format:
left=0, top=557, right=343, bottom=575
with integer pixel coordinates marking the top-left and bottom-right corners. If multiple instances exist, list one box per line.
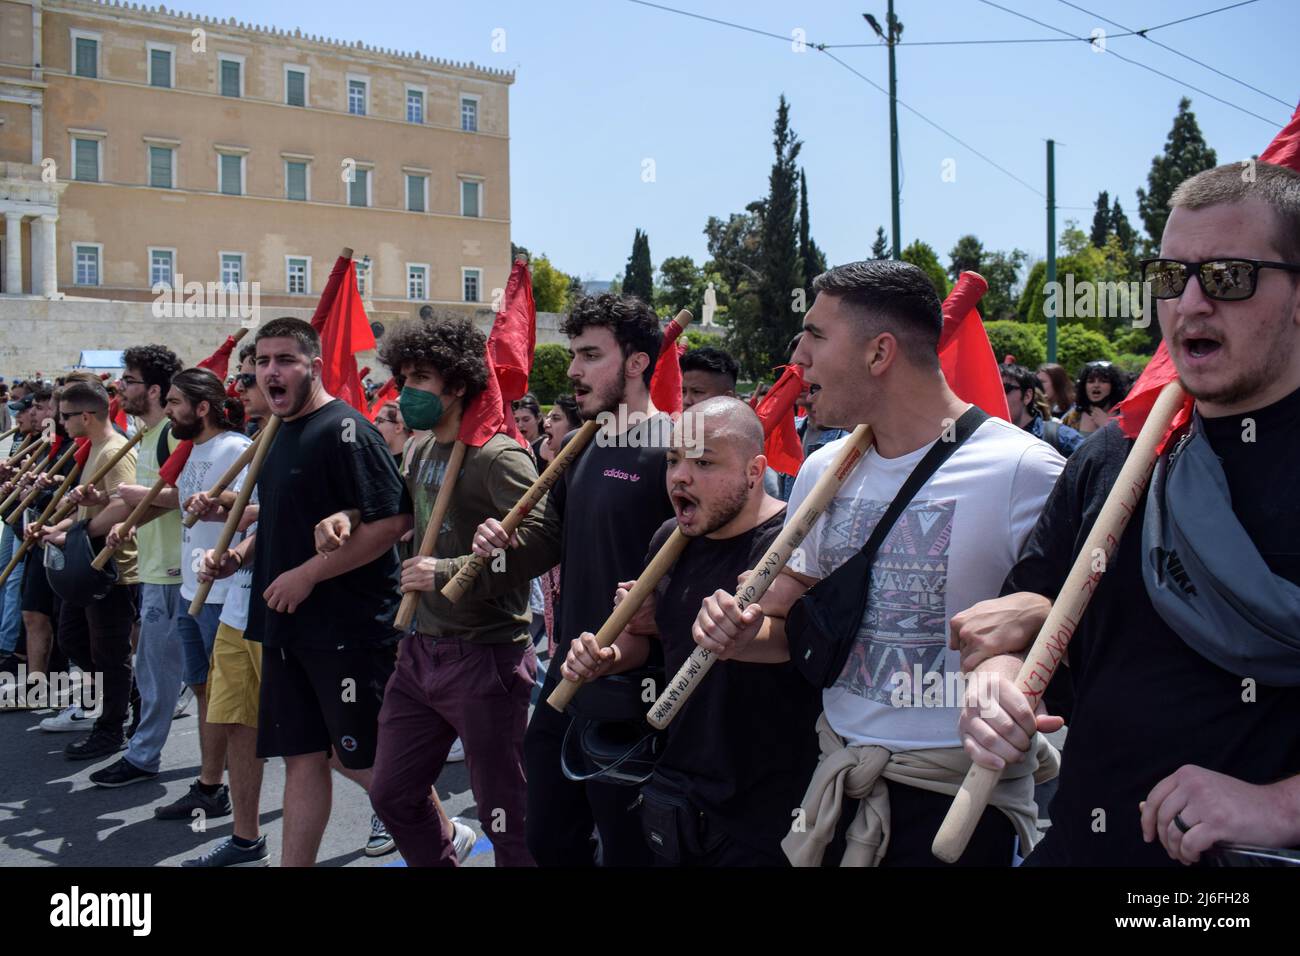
left=219, top=153, right=244, bottom=196
left=286, top=67, right=307, bottom=107
left=461, top=97, right=478, bottom=132
left=148, top=47, right=172, bottom=88
left=286, top=257, right=309, bottom=295
left=460, top=180, right=481, bottom=218
left=149, top=249, right=175, bottom=288
left=285, top=160, right=308, bottom=201
left=73, top=138, right=100, bottom=182
left=406, top=89, right=424, bottom=124
left=407, top=265, right=427, bottom=301
left=74, top=35, right=98, bottom=78
left=406, top=174, right=426, bottom=212
left=220, top=57, right=242, bottom=97
left=74, top=245, right=100, bottom=286
left=348, top=167, right=369, bottom=207
left=149, top=146, right=174, bottom=189
left=463, top=268, right=481, bottom=303
left=221, top=253, right=243, bottom=289
left=348, top=78, right=367, bottom=116
left=354, top=259, right=367, bottom=296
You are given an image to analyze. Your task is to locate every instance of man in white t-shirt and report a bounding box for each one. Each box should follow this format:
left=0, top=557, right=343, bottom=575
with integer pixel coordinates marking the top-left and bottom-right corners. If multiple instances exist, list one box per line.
left=690, top=259, right=1063, bottom=866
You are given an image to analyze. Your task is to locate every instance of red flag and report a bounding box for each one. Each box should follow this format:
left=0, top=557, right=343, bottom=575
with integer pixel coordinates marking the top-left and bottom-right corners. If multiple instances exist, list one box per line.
left=649, top=316, right=687, bottom=416
left=73, top=437, right=91, bottom=468
left=358, top=366, right=371, bottom=382
left=158, top=440, right=194, bottom=487
left=938, top=272, right=1009, bottom=420
left=107, top=396, right=129, bottom=433
left=459, top=259, right=536, bottom=448
left=1260, top=103, right=1300, bottom=169
left=754, top=364, right=805, bottom=476
left=47, top=435, right=64, bottom=460
left=198, top=335, right=239, bottom=381
left=314, top=254, right=375, bottom=413
left=367, top=377, right=399, bottom=423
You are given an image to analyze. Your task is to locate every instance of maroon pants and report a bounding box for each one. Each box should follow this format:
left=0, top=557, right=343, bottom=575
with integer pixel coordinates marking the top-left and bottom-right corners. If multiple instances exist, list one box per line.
left=370, top=634, right=536, bottom=867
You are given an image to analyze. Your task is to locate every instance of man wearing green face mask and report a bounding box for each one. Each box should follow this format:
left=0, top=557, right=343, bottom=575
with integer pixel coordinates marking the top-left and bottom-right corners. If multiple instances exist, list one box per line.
left=319, top=318, right=561, bottom=866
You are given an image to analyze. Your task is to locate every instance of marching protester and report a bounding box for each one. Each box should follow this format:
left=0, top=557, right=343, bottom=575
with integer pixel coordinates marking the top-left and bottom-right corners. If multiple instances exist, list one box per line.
left=777, top=333, right=846, bottom=501
left=0, top=386, right=47, bottom=670
left=561, top=397, right=821, bottom=865
left=679, top=347, right=739, bottom=410
left=1061, top=360, right=1129, bottom=435
left=952, top=161, right=1300, bottom=866
left=540, top=395, right=581, bottom=464
left=1035, top=363, right=1074, bottom=419
left=474, top=293, right=675, bottom=866
left=200, top=317, right=410, bottom=867
left=374, top=400, right=413, bottom=463
left=1001, top=363, right=1085, bottom=457
left=690, top=260, right=1064, bottom=866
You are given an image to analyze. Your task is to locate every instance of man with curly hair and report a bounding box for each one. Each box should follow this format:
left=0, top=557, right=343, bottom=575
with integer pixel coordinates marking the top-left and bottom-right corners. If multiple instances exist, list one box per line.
left=473, top=293, right=676, bottom=866
left=316, top=318, right=558, bottom=866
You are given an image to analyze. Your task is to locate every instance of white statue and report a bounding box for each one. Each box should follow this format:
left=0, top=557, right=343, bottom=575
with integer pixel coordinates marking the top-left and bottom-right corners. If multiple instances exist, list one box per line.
left=702, top=282, right=717, bottom=326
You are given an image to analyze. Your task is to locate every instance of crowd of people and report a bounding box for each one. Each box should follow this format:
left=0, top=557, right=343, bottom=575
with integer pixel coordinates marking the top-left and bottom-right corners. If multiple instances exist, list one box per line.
left=1, top=159, right=1298, bottom=869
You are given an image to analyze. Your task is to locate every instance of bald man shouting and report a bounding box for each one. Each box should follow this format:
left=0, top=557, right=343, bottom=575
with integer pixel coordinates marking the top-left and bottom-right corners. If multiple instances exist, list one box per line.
left=562, top=397, right=821, bottom=866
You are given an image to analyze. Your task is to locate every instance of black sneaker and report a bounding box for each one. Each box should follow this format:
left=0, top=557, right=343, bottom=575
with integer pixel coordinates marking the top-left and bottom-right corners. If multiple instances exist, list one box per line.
left=64, top=731, right=126, bottom=761
left=154, top=781, right=232, bottom=820
left=90, top=757, right=158, bottom=788
left=182, top=835, right=270, bottom=868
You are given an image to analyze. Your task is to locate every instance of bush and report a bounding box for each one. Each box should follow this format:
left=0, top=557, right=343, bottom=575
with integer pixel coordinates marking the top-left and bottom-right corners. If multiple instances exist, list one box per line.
left=1111, top=327, right=1156, bottom=355
left=1054, top=324, right=1117, bottom=377
left=984, top=320, right=1045, bottom=370
left=1115, top=352, right=1150, bottom=377
left=682, top=328, right=723, bottom=350
left=527, top=343, right=571, bottom=404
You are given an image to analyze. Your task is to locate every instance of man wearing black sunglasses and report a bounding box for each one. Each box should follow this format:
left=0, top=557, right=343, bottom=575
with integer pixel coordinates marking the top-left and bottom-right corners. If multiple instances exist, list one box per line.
left=953, top=159, right=1300, bottom=866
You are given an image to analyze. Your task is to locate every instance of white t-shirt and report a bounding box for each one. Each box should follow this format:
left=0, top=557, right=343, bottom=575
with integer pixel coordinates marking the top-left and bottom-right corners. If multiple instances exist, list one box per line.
left=219, top=506, right=255, bottom=631
left=786, top=417, right=1064, bottom=750
left=178, top=430, right=251, bottom=603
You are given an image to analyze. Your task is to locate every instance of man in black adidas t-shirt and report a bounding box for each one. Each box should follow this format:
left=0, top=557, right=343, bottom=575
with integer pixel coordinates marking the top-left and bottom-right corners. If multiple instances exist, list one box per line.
left=473, top=293, right=674, bottom=866
left=952, top=161, right=1300, bottom=866
left=563, top=397, right=821, bottom=865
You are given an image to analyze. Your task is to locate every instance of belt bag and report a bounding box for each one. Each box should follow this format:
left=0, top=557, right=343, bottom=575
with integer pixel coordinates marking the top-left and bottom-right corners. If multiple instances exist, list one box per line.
left=786, top=407, right=988, bottom=688
left=638, top=780, right=705, bottom=864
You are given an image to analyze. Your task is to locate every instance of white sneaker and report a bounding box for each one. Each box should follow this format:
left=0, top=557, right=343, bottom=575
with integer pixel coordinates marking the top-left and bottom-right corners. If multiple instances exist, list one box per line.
left=40, top=705, right=92, bottom=733
left=450, top=817, right=477, bottom=864
left=446, top=738, right=465, bottom=762
left=174, top=686, right=195, bottom=719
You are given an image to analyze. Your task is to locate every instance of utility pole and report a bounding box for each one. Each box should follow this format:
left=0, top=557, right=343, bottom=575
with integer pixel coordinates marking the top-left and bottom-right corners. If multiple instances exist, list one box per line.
left=1046, top=138, right=1057, bottom=364
left=865, top=6, right=903, bottom=259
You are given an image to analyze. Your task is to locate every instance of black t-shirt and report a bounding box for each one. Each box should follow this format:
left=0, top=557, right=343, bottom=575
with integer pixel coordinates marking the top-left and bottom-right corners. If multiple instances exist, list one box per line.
left=648, top=512, right=822, bottom=854
left=544, top=413, right=675, bottom=677
left=246, top=399, right=407, bottom=650
left=1011, top=390, right=1300, bottom=866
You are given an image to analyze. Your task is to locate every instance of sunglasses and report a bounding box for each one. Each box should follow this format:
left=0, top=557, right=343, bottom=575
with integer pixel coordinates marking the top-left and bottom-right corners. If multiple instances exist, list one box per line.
left=236, top=373, right=257, bottom=388
left=1140, top=258, right=1300, bottom=302
left=59, top=410, right=89, bottom=421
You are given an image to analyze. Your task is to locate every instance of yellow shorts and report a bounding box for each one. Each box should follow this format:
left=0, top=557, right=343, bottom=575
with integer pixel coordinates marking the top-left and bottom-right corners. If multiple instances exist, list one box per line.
left=206, top=622, right=262, bottom=728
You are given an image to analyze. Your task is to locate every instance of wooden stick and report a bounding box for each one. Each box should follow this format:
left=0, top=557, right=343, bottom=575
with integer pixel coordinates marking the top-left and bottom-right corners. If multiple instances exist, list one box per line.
left=91, top=471, right=170, bottom=570
left=0, top=460, right=85, bottom=588
left=440, top=419, right=600, bottom=605
left=3, top=433, right=37, bottom=467
left=646, top=423, right=876, bottom=729
left=188, top=416, right=281, bottom=616
left=0, top=425, right=18, bottom=443
left=6, top=442, right=78, bottom=527
left=393, top=441, right=467, bottom=631
left=931, top=381, right=1188, bottom=863
left=0, top=438, right=51, bottom=514
left=181, top=429, right=264, bottom=528
left=547, top=528, right=689, bottom=713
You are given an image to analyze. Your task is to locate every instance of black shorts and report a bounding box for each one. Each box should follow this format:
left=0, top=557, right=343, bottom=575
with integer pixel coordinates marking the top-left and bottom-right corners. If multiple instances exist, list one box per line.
left=257, top=642, right=396, bottom=770
left=21, top=546, right=58, bottom=618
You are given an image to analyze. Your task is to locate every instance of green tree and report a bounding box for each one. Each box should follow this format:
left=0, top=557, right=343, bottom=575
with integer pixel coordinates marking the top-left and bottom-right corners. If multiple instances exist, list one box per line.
left=529, top=255, right=573, bottom=313
left=1090, top=191, right=1111, bottom=248
left=657, top=255, right=702, bottom=317
left=871, top=226, right=889, bottom=259
left=1136, top=98, right=1218, bottom=250
left=798, top=169, right=828, bottom=287
left=901, top=240, right=949, bottom=299
left=980, top=249, right=1027, bottom=322
left=623, top=228, right=654, bottom=304
left=704, top=209, right=763, bottom=375
left=947, top=234, right=984, bottom=283
left=984, top=320, right=1045, bottom=369
left=1110, top=198, right=1136, bottom=259
left=1055, top=324, right=1117, bottom=376
left=527, top=343, right=572, bottom=404
left=754, top=95, right=805, bottom=373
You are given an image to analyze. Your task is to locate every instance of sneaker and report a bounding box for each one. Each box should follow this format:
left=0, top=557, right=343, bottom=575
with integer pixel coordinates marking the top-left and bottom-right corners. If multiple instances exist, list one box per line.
left=64, top=730, right=126, bottom=761
left=174, top=686, right=194, bottom=719
left=446, top=738, right=465, bottom=762
left=40, top=705, right=92, bottom=733
left=365, top=814, right=396, bottom=857
left=154, top=781, right=232, bottom=820
left=182, top=835, right=270, bottom=868
left=90, top=757, right=158, bottom=788
left=450, top=817, right=477, bottom=864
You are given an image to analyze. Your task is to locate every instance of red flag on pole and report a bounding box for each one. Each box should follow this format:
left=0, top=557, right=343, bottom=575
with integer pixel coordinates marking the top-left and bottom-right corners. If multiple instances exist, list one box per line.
left=107, top=397, right=129, bottom=433
left=73, top=436, right=91, bottom=468
left=458, top=258, right=536, bottom=448
left=938, top=272, right=1009, bottom=420
left=1259, top=103, right=1300, bottom=169
left=367, top=377, right=399, bottom=423
left=158, top=440, right=194, bottom=487
left=313, top=254, right=375, bottom=413
left=198, top=335, right=239, bottom=381
left=649, top=315, right=688, bottom=416
left=754, top=364, right=806, bottom=476
left=47, top=435, right=64, bottom=461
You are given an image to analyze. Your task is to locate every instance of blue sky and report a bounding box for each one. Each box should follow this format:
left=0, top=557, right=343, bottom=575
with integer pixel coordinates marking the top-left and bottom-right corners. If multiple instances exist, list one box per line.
left=174, top=0, right=1296, bottom=282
